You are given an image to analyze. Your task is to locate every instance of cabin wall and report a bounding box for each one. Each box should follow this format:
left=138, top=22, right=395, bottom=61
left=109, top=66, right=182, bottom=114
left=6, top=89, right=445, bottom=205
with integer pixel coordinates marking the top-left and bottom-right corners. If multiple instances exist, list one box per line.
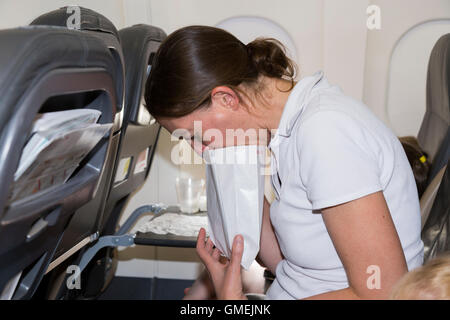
left=363, top=0, right=450, bottom=136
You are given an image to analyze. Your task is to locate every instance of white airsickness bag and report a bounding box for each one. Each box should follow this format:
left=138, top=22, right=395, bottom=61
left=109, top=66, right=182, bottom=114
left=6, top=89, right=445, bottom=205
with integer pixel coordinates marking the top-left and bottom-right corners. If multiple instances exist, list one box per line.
left=204, top=145, right=266, bottom=270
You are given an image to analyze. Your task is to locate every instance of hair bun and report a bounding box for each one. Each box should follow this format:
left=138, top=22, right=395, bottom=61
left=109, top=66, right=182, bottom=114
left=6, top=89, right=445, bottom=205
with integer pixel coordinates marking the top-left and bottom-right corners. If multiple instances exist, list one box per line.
left=246, top=37, right=295, bottom=79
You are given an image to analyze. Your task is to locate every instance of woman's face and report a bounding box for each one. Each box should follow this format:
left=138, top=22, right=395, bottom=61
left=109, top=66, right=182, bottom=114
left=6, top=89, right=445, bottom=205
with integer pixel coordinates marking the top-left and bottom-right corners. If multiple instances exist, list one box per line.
left=158, top=86, right=264, bottom=155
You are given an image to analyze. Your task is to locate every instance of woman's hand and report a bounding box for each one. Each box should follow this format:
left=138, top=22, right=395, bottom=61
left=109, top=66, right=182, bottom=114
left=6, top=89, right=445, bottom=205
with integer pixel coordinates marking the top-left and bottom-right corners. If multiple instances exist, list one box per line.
left=196, top=227, right=247, bottom=300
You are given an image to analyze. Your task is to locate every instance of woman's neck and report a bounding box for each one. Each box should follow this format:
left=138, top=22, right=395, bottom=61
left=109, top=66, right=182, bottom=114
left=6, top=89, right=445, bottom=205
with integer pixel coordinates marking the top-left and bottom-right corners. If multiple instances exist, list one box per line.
left=255, top=77, right=297, bottom=141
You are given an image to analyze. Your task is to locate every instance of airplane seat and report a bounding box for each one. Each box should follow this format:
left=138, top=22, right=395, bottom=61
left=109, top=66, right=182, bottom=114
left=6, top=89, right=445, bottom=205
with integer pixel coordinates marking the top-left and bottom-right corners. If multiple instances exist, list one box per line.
left=100, top=24, right=167, bottom=235
left=421, top=160, right=450, bottom=262
left=30, top=6, right=125, bottom=102
left=66, top=24, right=167, bottom=299
left=0, top=26, right=120, bottom=299
left=417, top=33, right=450, bottom=183
left=420, top=164, right=447, bottom=229
left=417, top=34, right=449, bottom=230
left=426, top=127, right=450, bottom=186
left=29, top=7, right=126, bottom=273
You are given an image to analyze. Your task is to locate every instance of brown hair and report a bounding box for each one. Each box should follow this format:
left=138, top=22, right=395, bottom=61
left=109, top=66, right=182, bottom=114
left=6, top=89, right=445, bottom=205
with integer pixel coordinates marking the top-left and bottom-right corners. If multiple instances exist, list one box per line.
left=399, top=136, right=430, bottom=198
left=390, top=255, right=450, bottom=300
left=144, top=25, right=297, bottom=118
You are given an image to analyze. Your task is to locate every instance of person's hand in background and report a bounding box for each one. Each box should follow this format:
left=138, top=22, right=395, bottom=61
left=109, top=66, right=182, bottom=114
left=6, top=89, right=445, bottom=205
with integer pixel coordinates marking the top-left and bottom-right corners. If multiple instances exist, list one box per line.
left=182, top=268, right=216, bottom=300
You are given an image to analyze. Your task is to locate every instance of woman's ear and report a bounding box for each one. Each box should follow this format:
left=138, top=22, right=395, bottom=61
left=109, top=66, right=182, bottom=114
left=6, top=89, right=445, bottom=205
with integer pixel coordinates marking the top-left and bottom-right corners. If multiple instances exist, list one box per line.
left=211, top=86, right=240, bottom=111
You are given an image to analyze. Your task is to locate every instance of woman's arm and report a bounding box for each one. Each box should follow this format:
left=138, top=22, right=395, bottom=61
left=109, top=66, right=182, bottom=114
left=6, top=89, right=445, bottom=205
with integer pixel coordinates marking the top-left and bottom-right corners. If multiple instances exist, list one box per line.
left=304, top=191, right=408, bottom=300
left=256, top=197, right=284, bottom=274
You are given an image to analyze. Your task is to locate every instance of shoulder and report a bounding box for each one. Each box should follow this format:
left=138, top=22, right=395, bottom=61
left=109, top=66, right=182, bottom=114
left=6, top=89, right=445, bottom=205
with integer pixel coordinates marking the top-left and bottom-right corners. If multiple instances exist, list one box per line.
left=292, top=102, right=383, bottom=177
left=296, top=106, right=370, bottom=146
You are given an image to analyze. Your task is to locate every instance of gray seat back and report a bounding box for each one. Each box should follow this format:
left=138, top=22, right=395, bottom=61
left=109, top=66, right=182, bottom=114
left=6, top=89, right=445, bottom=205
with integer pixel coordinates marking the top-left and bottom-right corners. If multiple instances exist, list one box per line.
left=30, top=7, right=126, bottom=265
left=417, top=33, right=450, bottom=180
left=0, top=26, right=119, bottom=299
left=421, top=160, right=450, bottom=262
left=420, top=164, right=447, bottom=229
left=100, top=24, right=166, bottom=234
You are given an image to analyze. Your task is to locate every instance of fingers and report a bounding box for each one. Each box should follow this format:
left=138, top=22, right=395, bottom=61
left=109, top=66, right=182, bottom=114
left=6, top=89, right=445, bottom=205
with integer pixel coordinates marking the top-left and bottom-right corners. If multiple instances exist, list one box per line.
left=212, top=248, right=221, bottom=261
left=184, top=287, right=190, bottom=295
left=196, top=228, right=216, bottom=267
left=197, top=228, right=243, bottom=272
left=196, top=227, right=208, bottom=261
left=219, top=235, right=245, bottom=300
left=228, top=234, right=244, bottom=276
left=206, top=237, right=214, bottom=255
left=197, top=227, right=206, bottom=247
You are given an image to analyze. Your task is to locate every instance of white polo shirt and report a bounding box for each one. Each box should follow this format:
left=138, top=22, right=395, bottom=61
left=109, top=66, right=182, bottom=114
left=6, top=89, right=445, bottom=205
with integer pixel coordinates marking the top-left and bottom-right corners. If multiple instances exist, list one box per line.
left=266, top=71, right=424, bottom=300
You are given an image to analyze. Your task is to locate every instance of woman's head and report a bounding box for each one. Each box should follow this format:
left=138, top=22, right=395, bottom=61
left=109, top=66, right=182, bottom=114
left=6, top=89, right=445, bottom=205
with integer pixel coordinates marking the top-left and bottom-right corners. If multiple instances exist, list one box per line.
left=144, top=25, right=296, bottom=152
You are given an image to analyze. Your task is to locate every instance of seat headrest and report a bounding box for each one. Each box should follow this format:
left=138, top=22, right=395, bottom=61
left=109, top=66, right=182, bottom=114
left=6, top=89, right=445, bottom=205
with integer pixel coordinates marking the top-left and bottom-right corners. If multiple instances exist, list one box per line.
left=30, top=6, right=119, bottom=40
left=118, top=24, right=166, bottom=122
left=418, top=33, right=450, bottom=161
left=0, top=27, right=119, bottom=131
left=119, top=24, right=166, bottom=44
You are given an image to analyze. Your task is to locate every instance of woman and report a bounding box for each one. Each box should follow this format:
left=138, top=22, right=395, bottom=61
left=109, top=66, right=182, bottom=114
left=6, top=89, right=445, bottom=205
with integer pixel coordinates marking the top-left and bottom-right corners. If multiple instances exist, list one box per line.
left=145, top=25, right=424, bottom=300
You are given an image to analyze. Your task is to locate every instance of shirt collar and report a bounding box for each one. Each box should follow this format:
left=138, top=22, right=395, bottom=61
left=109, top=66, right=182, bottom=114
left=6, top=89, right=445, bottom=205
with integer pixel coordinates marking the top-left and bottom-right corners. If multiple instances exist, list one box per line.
left=269, top=71, right=324, bottom=148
